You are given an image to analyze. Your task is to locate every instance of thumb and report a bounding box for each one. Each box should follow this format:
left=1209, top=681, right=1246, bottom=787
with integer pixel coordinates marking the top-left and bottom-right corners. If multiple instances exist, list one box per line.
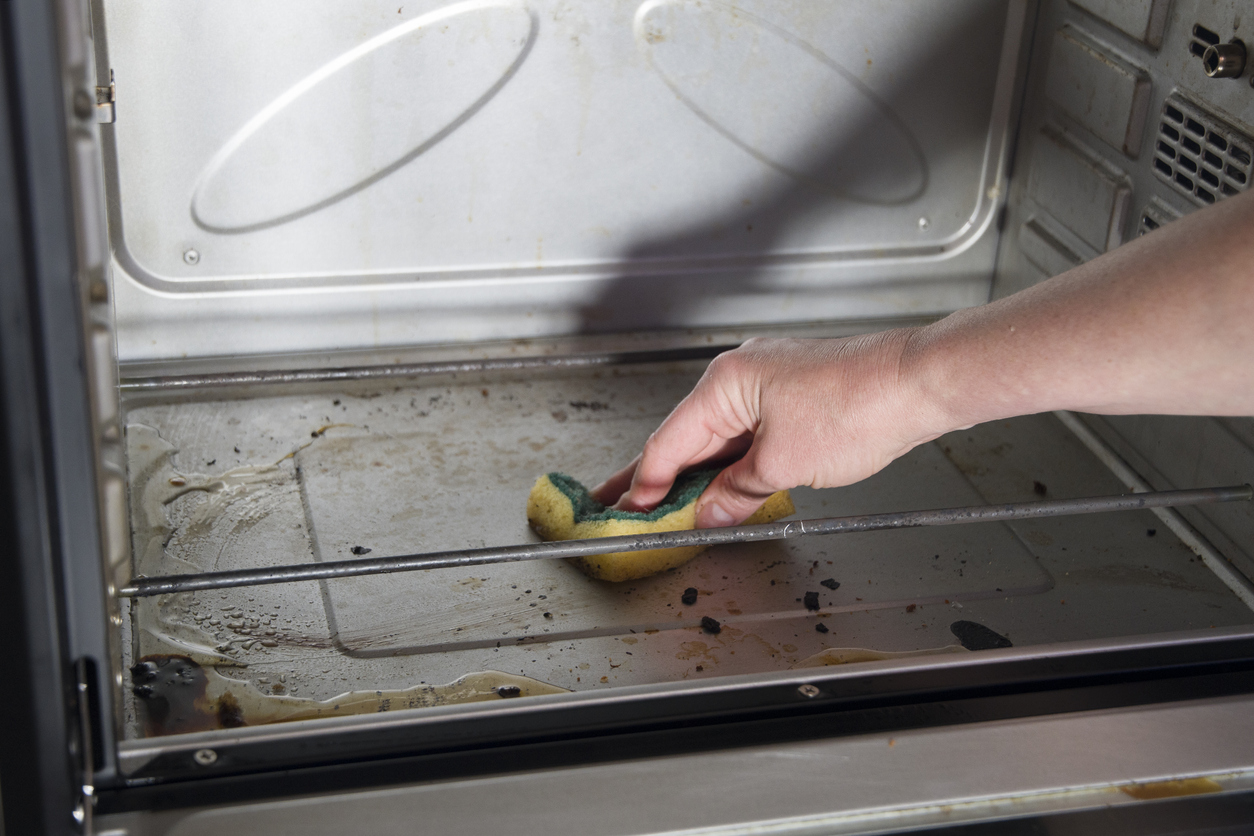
left=694, top=447, right=785, bottom=528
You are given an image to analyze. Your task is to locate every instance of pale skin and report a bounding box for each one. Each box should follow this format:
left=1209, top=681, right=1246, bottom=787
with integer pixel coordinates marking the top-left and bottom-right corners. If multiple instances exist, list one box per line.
left=592, top=187, right=1254, bottom=527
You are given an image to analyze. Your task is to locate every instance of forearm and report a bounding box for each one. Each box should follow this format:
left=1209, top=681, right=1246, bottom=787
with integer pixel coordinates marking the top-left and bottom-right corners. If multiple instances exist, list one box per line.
left=907, top=188, right=1254, bottom=433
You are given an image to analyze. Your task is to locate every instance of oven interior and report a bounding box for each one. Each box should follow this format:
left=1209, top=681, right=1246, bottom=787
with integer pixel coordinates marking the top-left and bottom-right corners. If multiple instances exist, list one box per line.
left=53, top=0, right=1254, bottom=795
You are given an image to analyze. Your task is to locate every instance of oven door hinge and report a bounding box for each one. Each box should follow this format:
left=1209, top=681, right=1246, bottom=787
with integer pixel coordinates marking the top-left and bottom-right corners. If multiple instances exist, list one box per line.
left=71, top=658, right=97, bottom=835
left=94, top=71, right=114, bottom=124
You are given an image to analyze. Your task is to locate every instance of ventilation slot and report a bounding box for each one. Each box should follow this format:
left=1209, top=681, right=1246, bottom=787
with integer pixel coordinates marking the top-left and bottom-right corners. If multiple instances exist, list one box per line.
left=1153, top=96, right=1253, bottom=207
left=1190, top=23, right=1221, bottom=58
left=1138, top=200, right=1181, bottom=238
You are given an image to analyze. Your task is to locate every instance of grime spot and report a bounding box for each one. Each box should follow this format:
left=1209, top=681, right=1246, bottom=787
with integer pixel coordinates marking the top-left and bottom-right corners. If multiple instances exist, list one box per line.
left=949, top=620, right=1013, bottom=651
left=1120, top=777, right=1222, bottom=800
left=217, top=692, right=246, bottom=728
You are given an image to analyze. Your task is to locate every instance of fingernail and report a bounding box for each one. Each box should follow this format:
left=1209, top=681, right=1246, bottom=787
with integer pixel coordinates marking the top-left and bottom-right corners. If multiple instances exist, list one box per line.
left=699, top=502, right=736, bottom=528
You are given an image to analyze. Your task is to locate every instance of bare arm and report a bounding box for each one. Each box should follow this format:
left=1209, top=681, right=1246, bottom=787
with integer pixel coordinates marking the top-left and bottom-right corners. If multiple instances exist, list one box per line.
left=594, top=188, right=1254, bottom=527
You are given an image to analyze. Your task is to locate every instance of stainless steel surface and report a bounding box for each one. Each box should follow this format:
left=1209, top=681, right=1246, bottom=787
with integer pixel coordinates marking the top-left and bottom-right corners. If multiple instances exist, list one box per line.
left=119, top=367, right=1254, bottom=730
left=1203, top=41, right=1247, bottom=78
left=100, top=691, right=1254, bottom=835
left=1057, top=411, right=1254, bottom=609
left=119, top=484, right=1254, bottom=598
left=994, top=0, right=1254, bottom=295
left=118, top=346, right=731, bottom=394
left=1068, top=0, right=1171, bottom=47
left=113, top=623, right=1254, bottom=772
left=97, top=0, right=1027, bottom=362
left=1044, top=25, right=1150, bottom=157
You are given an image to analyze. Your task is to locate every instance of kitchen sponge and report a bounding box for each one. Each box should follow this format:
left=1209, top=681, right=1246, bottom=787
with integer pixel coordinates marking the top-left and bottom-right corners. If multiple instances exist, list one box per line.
left=527, top=469, right=794, bottom=582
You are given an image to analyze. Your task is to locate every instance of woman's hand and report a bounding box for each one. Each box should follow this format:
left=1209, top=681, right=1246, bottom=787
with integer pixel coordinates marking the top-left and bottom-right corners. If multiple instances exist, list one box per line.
left=591, top=331, right=952, bottom=528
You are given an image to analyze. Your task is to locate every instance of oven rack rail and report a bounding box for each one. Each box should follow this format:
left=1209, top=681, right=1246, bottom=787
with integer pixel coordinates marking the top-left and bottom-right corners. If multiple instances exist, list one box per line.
left=117, top=485, right=1253, bottom=598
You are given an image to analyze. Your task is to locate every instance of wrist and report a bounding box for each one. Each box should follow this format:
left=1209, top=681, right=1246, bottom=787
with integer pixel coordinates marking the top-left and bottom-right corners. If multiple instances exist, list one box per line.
left=896, top=320, right=982, bottom=442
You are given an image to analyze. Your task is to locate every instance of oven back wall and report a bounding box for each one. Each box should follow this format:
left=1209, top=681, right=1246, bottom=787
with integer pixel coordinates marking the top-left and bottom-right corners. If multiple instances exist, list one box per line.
left=96, top=0, right=1025, bottom=362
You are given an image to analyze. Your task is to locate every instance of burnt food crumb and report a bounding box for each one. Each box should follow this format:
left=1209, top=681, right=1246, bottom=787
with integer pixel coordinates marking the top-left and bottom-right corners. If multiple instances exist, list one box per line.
left=819, top=578, right=840, bottom=590
left=814, top=622, right=829, bottom=634
left=1033, top=480, right=1048, bottom=496
left=496, top=686, right=522, bottom=698
left=803, top=591, right=820, bottom=611
left=700, top=615, right=722, bottom=634
left=350, top=545, right=372, bottom=555
left=1147, top=528, right=1157, bottom=537
left=950, top=620, right=1013, bottom=651
left=681, top=587, right=698, bottom=605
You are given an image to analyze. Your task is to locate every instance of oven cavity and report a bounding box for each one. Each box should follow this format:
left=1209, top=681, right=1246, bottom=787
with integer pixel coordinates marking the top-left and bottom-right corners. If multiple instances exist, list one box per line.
left=1154, top=96, right=1252, bottom=206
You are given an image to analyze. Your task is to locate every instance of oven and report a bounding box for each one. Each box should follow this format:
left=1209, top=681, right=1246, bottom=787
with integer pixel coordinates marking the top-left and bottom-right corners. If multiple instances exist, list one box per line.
left=3, top=0, right=1254, bottom=833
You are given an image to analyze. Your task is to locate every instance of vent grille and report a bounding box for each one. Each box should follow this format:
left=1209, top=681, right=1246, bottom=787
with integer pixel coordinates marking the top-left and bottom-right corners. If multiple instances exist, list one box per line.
left=1138, top=201, right=1180, bottom=237
left=1154, top=97, right=1251, bottom=206
left=1189, top=23, right=1220, bottom=58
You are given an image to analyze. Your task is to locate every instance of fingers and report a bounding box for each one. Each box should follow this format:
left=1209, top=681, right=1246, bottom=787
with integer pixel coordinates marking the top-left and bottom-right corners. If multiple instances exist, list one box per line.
left=693, top=443, right=787, bottom=527
left=614, top=414, right=753, bottom=511
left=590, top=456, right=639, bottom=506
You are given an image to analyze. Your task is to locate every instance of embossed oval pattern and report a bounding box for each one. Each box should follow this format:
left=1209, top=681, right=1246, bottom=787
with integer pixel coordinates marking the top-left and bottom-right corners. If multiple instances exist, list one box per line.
left=635, top=0, right=927, bottom=204
left=192, top=0, right=535, bottom=233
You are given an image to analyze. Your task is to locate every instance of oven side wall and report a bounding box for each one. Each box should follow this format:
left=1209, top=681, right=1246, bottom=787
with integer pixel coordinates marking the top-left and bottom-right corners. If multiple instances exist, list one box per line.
left=993, top=0, right=1254, bottom=580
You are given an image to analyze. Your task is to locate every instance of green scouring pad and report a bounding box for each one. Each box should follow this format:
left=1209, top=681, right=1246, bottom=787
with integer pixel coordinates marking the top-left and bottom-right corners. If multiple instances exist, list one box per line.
left=527, top=469, right=795, bottom=582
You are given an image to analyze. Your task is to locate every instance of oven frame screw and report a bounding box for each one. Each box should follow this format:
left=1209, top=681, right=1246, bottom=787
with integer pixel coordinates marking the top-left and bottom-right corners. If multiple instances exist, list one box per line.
left=183, top=249, right=200, bottom=265
left=193, top=748, right=218, bottom=766
left=797, top=683, right=821, bottom=699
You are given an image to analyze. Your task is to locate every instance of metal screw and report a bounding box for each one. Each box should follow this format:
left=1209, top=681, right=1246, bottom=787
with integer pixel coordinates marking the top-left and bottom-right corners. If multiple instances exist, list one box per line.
left=917, top=216, right=930, bottom=231
left=797, top=684, right=821, bottom=699
left=183, top=249, right=200, bottom=265
left=193, top=748, right=217, bottom=766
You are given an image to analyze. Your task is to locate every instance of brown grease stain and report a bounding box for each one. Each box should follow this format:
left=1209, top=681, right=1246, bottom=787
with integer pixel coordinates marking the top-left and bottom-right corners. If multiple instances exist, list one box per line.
left=1119, top=777, right=1222, bottom=800
left=132, top=654, right=567, bottom=737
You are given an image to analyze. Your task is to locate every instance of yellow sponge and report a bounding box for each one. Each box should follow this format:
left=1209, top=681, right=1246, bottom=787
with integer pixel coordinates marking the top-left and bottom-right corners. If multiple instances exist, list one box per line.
left=527, top=469, right=795, bottom=582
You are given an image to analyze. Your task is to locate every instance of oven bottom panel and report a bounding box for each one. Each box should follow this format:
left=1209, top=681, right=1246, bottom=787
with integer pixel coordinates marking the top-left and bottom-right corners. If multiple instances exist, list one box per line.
left=119, top=361, right=1254, bottom=739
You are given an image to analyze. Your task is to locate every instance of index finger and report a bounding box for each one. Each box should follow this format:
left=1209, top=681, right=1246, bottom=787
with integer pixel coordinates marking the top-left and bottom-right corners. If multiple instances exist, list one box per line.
left=615, top=384, right=756, bottom=511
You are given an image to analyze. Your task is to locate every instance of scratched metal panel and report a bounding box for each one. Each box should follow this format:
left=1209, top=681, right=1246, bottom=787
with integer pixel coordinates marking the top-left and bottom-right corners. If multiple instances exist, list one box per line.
left=97, top=0, right=1026, bottom=361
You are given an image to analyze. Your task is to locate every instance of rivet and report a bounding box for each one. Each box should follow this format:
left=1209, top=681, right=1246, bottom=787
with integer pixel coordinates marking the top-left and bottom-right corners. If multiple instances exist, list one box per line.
left=193, top=748, right=217, bottom=766
left=183, top=249, right=200, bottom=265
left=797, top=683, right=821, bottom=699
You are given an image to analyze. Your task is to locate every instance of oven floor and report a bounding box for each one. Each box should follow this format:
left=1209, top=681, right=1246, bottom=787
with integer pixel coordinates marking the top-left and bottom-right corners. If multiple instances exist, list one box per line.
left=121, top=362, right=1254, bottom=738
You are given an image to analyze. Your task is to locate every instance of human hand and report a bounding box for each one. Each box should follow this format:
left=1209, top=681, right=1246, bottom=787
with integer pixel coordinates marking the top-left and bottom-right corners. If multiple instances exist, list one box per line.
left=591, top=331, right=953, bottom=528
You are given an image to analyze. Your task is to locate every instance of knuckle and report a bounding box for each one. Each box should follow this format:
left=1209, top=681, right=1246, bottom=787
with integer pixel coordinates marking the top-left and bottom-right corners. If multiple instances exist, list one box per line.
left=751, top=456, right=792, bottom=492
